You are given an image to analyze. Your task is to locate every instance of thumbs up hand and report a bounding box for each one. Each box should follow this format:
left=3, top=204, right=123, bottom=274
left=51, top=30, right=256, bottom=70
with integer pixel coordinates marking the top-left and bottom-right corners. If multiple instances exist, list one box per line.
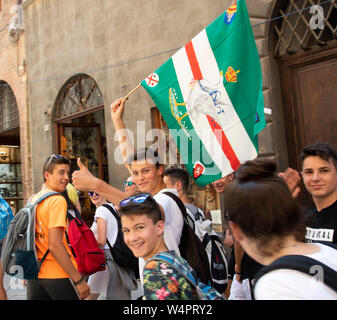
left=72, top=158, right=96, bottom=191
left=76, top=157, right=87, bottom=171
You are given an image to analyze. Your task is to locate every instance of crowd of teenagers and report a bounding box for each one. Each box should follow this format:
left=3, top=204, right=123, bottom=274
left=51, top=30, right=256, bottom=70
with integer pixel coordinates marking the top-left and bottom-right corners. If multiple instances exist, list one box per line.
left=0, top=97, right=336, bottom=300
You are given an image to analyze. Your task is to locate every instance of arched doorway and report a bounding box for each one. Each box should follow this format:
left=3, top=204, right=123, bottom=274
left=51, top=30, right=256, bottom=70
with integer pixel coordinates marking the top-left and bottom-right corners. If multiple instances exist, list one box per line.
left=53, top=74, right=108, bottom=226
left=0, top=81, right=22, bottom=214
left=271, top=0, right=337, bottom=208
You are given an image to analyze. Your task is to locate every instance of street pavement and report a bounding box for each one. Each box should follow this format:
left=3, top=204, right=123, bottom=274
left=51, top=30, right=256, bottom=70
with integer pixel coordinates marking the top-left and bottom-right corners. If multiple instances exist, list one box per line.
left=4, top=274, right=26, bottom=300
left=4, top=273, right=142, bottom=300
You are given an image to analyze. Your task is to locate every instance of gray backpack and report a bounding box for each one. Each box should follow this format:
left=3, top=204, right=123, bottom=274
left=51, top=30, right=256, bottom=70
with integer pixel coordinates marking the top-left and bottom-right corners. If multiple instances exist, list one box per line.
left=1, top=191, right=60, bottom=280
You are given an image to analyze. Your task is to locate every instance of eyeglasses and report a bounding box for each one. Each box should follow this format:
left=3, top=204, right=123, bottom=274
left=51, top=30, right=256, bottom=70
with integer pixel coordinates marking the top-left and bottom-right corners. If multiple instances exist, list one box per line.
left=119, top=193, right=151, bottom=207
left=45, top=154, right=66, bottom=171
left=88, top=191, right=99, bottom=197
left=124, top=181, right=135, bottom=187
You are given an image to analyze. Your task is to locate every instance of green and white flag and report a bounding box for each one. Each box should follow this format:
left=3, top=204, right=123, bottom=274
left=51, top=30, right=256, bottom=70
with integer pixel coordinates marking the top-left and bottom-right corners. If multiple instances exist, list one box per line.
left=141, top=0, right=266, bottom=187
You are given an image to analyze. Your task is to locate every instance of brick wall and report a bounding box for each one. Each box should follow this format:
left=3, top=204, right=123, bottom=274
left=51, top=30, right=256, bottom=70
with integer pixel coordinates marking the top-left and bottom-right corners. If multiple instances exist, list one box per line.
left=0, top=0, right=32, bottom=201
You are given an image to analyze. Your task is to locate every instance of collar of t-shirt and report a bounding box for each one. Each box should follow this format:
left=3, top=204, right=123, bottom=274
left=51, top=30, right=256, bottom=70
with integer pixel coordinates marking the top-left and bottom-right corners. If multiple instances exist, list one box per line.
left=314, top=199, right=337, bottom=214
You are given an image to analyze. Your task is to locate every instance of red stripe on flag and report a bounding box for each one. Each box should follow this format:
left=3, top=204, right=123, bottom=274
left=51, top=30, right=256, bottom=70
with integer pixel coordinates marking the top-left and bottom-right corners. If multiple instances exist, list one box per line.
left=206, top=115, right=241, bottom=171
left=185, top=41, right=203, bottom=80
left=185, top=40, right=241, bottom=172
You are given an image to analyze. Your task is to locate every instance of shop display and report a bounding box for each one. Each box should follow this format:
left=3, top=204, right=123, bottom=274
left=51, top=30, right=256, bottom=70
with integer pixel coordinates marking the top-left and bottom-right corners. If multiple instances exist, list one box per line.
left=0, top=146, right=22, bottom=214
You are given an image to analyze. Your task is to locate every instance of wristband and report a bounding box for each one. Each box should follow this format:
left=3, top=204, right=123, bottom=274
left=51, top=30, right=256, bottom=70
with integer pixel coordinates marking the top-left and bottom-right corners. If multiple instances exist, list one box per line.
left=73, top=275, right=85, bottom=286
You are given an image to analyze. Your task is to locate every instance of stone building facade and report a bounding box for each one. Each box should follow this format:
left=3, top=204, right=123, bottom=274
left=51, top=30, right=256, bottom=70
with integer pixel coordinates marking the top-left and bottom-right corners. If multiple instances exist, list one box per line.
left=1, top=0, right=336, bottom=215
left=0, top=0, right=31, bottom=212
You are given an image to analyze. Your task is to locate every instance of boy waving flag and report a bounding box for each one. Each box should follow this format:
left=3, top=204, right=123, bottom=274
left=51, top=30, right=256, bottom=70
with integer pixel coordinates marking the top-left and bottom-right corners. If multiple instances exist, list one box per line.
left=141, top=0, right=266, bottom=187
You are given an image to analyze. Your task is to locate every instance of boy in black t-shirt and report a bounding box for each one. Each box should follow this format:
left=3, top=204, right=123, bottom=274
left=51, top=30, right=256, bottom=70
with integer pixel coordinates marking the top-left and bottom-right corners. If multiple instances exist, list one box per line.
left=300, top=142, right=337, bottom=244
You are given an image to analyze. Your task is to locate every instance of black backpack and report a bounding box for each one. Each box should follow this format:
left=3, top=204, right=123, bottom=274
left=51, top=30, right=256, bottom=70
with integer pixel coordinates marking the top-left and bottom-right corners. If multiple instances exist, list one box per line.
left=185, top=203, right=228, bottom=294
left=102, top=204, right=139, bottom=278
left=251, top=242, right=337, bottom=299
left=163, top=192, right=212, bottom=285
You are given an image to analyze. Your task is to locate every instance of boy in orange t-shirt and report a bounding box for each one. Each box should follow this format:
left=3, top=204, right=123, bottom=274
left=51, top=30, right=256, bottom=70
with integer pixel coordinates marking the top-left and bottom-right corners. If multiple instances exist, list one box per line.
left=26, top=155, right=90, bottom=300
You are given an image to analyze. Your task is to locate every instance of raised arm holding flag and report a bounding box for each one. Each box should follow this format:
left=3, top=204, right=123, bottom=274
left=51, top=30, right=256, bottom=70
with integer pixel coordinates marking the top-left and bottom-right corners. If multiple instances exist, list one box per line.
left=73, top=0, right=266, bottom=193
left=118, top=0, right=266, bottom=187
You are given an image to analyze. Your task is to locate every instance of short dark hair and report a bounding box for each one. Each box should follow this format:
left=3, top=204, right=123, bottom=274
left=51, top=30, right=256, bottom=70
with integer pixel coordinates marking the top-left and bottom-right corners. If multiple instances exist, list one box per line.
left=300, top=142, right=337, bottom=170
left=43, top=155, right=70, bottom=181
left=163, top=167, right=190, bottom=193
left=118, top=193, right=163, bottom=224
left=126, top=147, right=163, bottom=169
left=225, top=159, right=303, bottom=257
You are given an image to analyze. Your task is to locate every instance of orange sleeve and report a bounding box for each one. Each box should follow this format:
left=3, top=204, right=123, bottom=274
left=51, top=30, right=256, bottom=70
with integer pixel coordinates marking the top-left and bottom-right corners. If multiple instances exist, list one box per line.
left=46, top=195, right=68, bottom=229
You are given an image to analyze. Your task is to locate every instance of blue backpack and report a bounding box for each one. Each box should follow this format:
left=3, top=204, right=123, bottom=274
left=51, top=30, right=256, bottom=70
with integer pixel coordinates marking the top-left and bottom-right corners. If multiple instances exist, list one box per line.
left=0, top=196, right=14, bottom=240
left=147, top=251, right=224, bottom=300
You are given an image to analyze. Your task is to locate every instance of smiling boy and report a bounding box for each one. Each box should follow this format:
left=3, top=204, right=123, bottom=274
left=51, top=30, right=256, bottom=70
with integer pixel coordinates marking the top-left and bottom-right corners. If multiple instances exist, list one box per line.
left=119, top=193, right=197, bottom=300
left=300, top=142, right=337, bottom=244
left=27, top=155, right=90, bottom=300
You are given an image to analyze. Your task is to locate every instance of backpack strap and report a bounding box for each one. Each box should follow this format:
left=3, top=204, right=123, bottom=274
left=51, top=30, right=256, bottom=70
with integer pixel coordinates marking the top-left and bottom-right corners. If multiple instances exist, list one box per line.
left=102, top=203, right=119, bottom=249
left=163, top=192, right=190, bottom=225
left=33, top=191, right=62, bottom=205
left=252, top=254, right=337, bottom=298
left=146, top=252, right=198, bottom=290
left=102, top=203, right=119, bottom=221
left=31, top=191, right=63, bottom=265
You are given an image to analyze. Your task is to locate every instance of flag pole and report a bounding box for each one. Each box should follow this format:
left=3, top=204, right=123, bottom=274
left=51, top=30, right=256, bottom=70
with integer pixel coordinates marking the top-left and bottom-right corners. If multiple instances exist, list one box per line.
left=122, top=83, right=141, bottom=101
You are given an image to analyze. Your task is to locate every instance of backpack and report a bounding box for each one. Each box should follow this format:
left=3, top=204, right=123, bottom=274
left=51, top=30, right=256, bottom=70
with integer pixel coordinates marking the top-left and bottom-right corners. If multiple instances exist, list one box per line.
left=102, top=204, right=139, bottom=278
left=1, top=191, right=58, bottom=280
left=186, top=204, right=228, bottom=294
left=185, top=203, right=206, bottom=223
left=0, top=196, right=14, bottom=240
left=146, top=251, right=224, bottom=300
left=163, top=192, right=212, bottom=285
left=251, top=242, right=337, bottom=299
left=200, top=224, right=228, bottom=294
left=66, top=207, right=106, bottom=276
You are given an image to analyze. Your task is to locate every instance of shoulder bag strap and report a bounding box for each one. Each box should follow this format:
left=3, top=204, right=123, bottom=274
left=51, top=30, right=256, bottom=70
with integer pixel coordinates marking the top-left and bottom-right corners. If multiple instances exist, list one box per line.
left=162, top=192, right=189, bottom=221
left=252, top=254, right=337, bottom=295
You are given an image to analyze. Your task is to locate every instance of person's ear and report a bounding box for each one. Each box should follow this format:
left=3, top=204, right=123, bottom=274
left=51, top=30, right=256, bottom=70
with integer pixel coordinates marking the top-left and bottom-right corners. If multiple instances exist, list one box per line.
left=229, top=221, right=244, bottom=242
left=157, top=164, right=165, bottom=176
left=175, top=181, right=182, bottom=192
left=43, top=171, right=49, bottom=181
left=156, top=220, right=165, bottom=235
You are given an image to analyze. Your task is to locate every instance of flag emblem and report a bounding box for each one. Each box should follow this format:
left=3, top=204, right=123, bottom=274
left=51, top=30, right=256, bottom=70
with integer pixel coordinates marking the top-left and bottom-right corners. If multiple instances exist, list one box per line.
left=193, top=161, right=205, bottom=179
left=224, top=2, right=237, bottom=25
left=225, top=67, right=240, bottom=83
left=145, top=73, right=159, bottom=87
left=168, top=88, right=191, bottom=140
left=186, top=77, right=227, bottom=123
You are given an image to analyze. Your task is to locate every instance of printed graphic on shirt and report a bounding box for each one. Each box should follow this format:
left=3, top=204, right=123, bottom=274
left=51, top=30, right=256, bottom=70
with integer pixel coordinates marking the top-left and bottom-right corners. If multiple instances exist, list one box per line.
left=305, top=227, right=334, bottom=242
